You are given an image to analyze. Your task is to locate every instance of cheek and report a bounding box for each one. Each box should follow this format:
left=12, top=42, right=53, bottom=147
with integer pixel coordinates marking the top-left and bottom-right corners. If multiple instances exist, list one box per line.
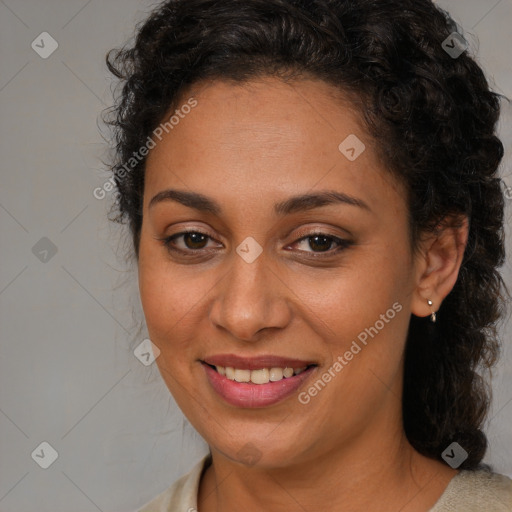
left=137, top=245, right=214, bottom=362
left=294, top=245, right=408, bottom=334
left=293, top=246, right=411, bottom=400
left=139, top=267, right=174, bottom=332
left=138, top=243, right=183, bottom=346
left=138, top=257, right=200, bottom=401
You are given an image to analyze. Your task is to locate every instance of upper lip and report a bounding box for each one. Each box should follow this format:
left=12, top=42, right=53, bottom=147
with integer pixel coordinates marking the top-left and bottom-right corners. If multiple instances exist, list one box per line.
left=202, top=354, right=317, bottom=370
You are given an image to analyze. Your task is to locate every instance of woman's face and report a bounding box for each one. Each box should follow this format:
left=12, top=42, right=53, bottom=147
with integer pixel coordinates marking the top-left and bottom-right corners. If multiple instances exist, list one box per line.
left=138, top=77, right=423, bottom=467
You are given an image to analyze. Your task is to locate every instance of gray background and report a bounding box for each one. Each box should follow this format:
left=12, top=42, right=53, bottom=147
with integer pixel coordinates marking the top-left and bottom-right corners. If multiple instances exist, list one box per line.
left=0, top=0, right=511, bottom=510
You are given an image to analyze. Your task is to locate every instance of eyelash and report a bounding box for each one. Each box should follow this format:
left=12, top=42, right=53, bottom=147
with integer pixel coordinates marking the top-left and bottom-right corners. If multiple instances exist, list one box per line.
left=157, top=229, right=352, bottom=259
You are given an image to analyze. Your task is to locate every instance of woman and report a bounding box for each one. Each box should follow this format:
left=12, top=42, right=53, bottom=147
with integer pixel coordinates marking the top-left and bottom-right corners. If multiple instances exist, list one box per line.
left=105, top=0, right=512, bottom=510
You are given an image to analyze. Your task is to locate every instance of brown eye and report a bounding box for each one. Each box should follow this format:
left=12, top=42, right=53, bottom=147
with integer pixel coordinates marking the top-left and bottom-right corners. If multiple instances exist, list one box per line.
left=307, top=235, right=334, bottom=252
left=181, top=232, right=208, bottom=249
left=292, top=233, right=350, bottom=255
left=159, top=230, right=221, bottom=254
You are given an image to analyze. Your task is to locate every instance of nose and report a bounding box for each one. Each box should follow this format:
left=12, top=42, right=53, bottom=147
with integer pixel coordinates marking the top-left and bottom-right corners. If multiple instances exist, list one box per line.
left=209, top=250, right=292, bottom=342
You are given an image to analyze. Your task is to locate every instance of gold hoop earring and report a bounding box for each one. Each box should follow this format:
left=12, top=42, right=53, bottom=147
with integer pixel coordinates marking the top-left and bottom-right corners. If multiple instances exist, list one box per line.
left=427, top=299, right=437, bottom=323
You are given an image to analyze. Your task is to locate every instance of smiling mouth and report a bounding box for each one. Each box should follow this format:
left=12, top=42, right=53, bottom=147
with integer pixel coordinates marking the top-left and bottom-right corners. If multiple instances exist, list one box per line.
left=203, top=363, right=317, bottom=385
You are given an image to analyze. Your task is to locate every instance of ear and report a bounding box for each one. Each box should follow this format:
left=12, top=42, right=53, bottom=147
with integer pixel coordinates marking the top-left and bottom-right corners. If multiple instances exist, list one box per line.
left=411, top=215, right=469, bottom=319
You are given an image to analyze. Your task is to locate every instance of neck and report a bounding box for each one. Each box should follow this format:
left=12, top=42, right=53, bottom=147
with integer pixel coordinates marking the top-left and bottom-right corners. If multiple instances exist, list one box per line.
left=198, top=421, right=457, bottom=512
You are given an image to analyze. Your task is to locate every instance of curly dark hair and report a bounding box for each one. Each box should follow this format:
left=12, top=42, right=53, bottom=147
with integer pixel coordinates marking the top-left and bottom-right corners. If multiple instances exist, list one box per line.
left=104, top=0, right=509, bottom=470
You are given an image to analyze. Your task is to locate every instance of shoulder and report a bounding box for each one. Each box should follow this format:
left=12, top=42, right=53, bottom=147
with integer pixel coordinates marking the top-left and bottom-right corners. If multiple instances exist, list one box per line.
left=430, top=468, right=512, bottom=511
left=137, top=453, right=211, bottom=512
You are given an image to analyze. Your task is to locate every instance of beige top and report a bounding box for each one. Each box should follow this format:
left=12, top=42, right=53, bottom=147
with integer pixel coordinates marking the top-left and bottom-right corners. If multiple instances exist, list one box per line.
left=138, top=454, right=512, bottom=511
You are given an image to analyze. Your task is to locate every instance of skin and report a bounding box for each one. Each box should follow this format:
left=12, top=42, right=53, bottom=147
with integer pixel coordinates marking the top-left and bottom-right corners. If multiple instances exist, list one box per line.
left=138, top=76, right=469, bottom=511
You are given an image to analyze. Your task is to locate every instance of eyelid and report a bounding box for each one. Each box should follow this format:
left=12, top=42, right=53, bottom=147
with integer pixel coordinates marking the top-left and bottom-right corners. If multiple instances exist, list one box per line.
left=157, top=228, right=352, bottom=261
left=160, top=228, right=222, bottom=251
left=285, top=224, right=351, bottom=244
left=286, top=231, right=350, bottom=255
left=289, top=224, right=350, bottom=240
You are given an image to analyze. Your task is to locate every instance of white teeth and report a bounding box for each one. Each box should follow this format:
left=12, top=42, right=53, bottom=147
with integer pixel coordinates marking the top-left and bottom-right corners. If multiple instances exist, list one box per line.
left=250, top=368, right=269, bottom=384
left=269, top=367, right=283, bottom=381
left=234, top=369, right=251, bottom=383
left=213, top=365, right=309, bottom=384
left=283, top=367, right=294, bottom=378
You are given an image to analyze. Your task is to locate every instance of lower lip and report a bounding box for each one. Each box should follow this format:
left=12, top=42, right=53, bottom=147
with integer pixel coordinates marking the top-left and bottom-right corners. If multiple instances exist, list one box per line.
left=202, top=363, right=316, bottom=408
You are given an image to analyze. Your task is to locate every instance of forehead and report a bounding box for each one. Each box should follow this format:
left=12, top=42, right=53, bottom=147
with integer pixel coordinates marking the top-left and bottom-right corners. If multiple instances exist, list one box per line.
left=143, top=77, right=405, bottom=215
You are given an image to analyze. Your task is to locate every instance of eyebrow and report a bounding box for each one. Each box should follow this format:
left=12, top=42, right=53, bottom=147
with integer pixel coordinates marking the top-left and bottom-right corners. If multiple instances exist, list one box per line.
left=148, top=188, right=371, bottom=215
